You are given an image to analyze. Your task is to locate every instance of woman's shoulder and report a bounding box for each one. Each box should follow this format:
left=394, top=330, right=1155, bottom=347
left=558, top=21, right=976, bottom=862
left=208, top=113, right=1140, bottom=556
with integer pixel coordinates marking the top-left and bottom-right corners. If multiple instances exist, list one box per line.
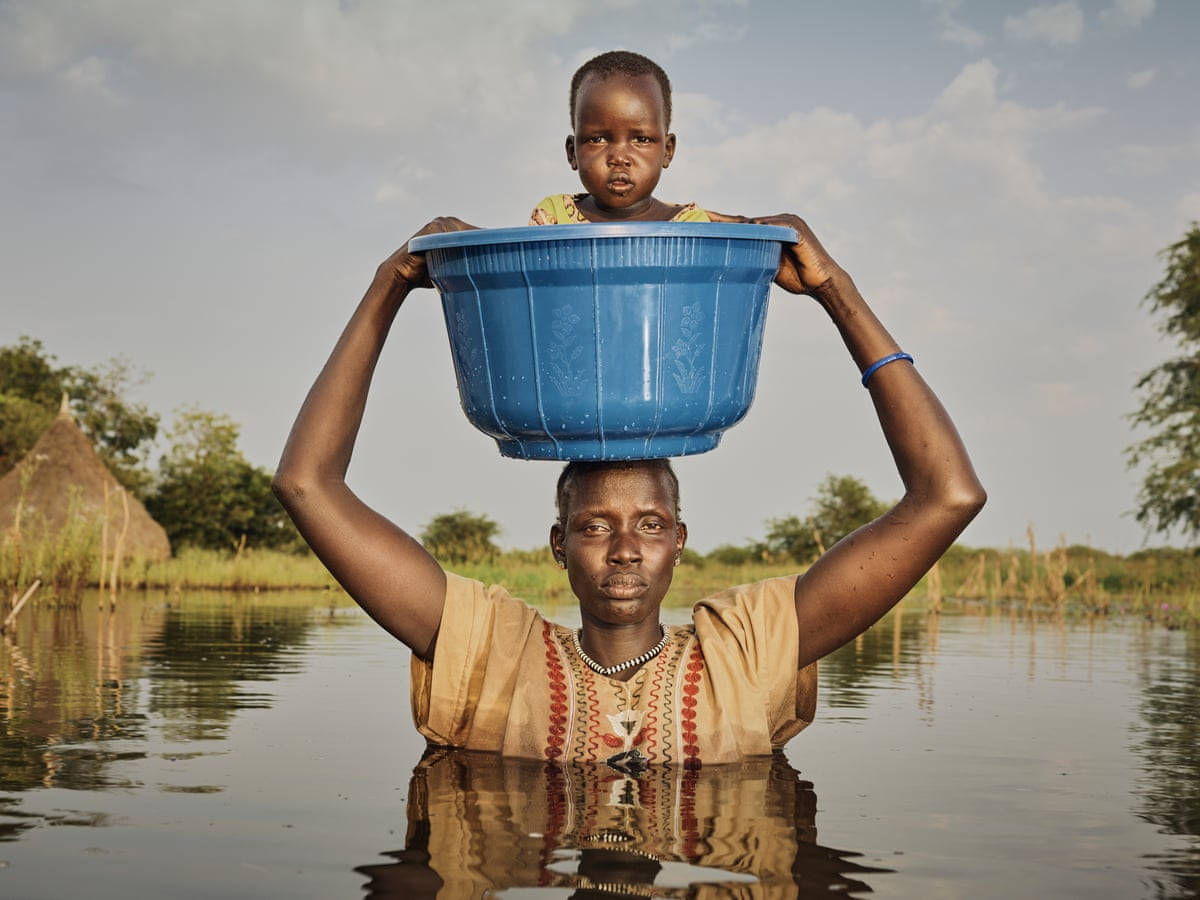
left=444, top=571, right=549, bottom=627
left=691, top=574, right=800, bottom=635
left=692, top=575, right=800, bottom=610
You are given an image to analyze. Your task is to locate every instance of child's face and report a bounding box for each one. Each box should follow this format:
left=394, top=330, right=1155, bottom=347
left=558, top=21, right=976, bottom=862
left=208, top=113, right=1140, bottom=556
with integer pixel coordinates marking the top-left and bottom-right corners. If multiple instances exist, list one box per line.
left=566, top=73, right=676, bottom=219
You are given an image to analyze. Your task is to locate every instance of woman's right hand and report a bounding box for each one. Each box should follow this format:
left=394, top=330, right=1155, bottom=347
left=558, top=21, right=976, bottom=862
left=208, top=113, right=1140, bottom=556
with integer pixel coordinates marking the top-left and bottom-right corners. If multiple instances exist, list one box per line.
left=374, top=216, right=478, bottom=300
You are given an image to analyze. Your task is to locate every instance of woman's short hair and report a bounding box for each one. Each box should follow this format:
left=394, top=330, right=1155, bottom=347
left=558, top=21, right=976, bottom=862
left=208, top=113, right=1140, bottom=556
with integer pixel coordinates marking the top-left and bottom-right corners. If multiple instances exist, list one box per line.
left=569, top=50, right=673, bottom=129
left=555, top=459, right=681, bottom=527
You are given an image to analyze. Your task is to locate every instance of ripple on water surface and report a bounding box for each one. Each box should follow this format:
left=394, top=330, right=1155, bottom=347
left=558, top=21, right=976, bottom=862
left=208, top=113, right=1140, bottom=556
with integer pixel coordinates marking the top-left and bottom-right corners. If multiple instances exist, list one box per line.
left=0, top=593, right=1197, bottom=898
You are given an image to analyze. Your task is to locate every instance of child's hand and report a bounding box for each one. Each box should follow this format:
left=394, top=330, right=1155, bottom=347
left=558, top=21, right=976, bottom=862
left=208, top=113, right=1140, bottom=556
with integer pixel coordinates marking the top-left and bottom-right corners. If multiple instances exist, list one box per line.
left=375, top=217, right=478, bottom=300
left=707, top=211, right=845, bottom=296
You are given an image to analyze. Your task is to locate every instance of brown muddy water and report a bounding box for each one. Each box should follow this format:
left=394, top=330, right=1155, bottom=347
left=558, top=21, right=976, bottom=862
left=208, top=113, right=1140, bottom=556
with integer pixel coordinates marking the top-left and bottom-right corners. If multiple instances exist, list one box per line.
left=0, top=591, right=1196, bottom=898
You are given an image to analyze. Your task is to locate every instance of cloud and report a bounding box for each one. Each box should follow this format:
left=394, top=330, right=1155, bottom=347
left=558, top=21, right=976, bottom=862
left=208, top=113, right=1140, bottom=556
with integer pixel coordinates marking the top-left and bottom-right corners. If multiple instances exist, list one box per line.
left=374, top=158, right=434, bottom=205
left=1111, top=137, right=1200, bottom=177
left=1004, top=2, right=1085, bottom=45
left=1034, top=382, right=1099, bottom=416
left=673, top=92, right=731, bottom=139
left=685, top=58, right=1107, bottom=214
left=1180, top=191, right=1200, bottom=222
left=1127, top=68, right=1155, bottom=89
left=665, top=20, right=748, bottom=52
left=59, top=55, right=121, bottom=103
left=672, top=58, right=1124, bottom=312
left=922, top=0, right=988, bottom=48
left=0, top=0, right=616, bottom=143
left=1101, top=0, right=1155, bottom=28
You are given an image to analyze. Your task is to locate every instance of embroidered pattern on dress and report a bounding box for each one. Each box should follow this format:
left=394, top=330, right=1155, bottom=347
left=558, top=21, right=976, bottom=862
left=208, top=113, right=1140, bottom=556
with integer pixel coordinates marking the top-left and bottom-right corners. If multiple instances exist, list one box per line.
left=543, top=621, right=568, bottom=761
left=547, top=625, right=696, bottom=765
left=679, top=640, right=705, bottom=770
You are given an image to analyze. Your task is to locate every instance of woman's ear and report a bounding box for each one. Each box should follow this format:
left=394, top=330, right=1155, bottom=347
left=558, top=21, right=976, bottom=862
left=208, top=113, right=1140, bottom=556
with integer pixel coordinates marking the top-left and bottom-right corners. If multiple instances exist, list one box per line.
left=675, top=521, right=687, bottom=554
left=565, top=135, right=579, bottom=171
left=549, top=523, right=566, bottom=567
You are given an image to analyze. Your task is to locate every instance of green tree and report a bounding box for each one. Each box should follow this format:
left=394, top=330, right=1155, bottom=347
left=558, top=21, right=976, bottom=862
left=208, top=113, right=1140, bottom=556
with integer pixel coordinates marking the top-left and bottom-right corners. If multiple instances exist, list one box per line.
left=420, top=510, right=501, bottom=564
left=1127, top=223, right=1200, bottom=540
left=0, top=337, right=159, bottom=495
left=706, top=543, right=759, bottom=566
left=146, top=408, right=302, bottom=552
left=765, top=474, right=890, bottom=563
left=70, top=358, right=160, bottom=497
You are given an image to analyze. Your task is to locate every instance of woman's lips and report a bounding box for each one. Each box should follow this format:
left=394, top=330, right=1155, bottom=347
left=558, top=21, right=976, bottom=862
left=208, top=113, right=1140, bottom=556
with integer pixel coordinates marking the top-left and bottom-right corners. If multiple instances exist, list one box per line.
left=601, top=573, right=648, bottom=597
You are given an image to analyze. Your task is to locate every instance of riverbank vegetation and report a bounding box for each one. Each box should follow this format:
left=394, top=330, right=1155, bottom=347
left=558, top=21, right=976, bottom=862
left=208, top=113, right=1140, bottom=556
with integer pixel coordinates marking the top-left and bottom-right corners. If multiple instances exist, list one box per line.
left=3, top=517, right=1199, bottom=628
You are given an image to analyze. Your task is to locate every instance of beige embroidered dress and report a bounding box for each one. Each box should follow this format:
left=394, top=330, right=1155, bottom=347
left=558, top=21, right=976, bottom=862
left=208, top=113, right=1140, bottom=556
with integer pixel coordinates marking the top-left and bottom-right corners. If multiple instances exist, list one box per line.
left=410, top=573, right=818, bottom=766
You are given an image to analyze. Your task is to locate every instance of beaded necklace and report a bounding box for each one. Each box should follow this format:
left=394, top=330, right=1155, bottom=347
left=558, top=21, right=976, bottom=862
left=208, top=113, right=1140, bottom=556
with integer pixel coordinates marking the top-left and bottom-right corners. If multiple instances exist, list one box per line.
left=572, top=626, right=670, bottom=677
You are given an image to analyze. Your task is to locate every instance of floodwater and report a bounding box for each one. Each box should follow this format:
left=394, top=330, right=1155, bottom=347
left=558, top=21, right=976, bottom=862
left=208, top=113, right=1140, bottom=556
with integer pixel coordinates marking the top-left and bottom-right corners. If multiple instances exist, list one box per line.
left=0, top=591, right=1196, bottom=898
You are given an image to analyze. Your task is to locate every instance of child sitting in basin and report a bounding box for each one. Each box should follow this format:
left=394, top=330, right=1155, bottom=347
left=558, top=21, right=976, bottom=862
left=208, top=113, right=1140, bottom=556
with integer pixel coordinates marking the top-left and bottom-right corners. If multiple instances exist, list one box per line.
left=528, top=51, right=711, bottom=226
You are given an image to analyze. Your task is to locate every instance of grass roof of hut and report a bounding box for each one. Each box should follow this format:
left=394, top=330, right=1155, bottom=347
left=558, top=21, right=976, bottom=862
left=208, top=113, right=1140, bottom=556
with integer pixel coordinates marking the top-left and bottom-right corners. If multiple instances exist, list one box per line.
left=0, top=397, right=170, bottom=560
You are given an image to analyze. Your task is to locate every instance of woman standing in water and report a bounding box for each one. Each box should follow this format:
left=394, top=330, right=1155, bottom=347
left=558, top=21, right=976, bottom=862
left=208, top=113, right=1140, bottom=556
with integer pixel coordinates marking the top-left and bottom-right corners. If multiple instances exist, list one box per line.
left=272, top=211, right=984, bottom=769
left=272, top=50, right=984, bottom=768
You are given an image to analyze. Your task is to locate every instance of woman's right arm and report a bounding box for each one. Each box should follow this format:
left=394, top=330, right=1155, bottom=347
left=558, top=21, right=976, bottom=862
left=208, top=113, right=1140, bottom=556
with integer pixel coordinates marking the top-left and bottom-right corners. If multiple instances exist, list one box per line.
left=272, top=217, right=475, bottom=660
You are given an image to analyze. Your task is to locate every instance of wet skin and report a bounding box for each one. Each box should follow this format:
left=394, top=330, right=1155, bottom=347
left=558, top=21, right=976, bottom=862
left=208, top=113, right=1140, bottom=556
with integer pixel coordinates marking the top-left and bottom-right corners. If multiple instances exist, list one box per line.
left=566, top=73, right=677, bottom=221
left=549, top=465, right=687, bottom=672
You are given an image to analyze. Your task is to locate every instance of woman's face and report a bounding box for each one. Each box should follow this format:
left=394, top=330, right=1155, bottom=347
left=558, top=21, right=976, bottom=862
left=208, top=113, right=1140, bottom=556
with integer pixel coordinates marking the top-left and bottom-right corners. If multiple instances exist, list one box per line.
left=566, top=73, right=676, bottom=220
left=550, top=464, right=686, bottom=629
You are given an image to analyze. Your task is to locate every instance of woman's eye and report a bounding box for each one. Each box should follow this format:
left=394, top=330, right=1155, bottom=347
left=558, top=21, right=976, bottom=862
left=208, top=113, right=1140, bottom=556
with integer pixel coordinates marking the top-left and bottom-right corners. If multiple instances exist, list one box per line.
left=642, top=521, right=664, bottom=532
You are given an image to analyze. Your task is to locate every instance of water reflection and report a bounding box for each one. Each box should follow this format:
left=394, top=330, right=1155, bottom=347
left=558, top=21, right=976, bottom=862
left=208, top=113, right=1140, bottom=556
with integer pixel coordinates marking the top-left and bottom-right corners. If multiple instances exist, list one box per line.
left=1132, top=628, right=1200, bottom=898
left=0, top=593, right=332, bottom=797
left=357, top=748, right=889, bottom=898
left=3, top=593, right=1200, bottom=897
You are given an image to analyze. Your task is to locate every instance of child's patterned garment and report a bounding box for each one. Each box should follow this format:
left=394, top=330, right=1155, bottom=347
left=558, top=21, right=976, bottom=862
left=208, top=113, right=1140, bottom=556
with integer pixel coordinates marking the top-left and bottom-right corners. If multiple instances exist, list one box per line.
left=529, top=193, right=711, bottom=225
left=411, top=573, right=817, bottom=767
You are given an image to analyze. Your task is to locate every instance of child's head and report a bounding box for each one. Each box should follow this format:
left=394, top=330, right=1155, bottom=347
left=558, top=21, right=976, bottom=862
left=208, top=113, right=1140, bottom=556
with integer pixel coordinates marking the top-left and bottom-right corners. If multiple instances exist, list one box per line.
left=569, top=51, right=672, bottom=130
left=565, top=51, right=677, bottom=220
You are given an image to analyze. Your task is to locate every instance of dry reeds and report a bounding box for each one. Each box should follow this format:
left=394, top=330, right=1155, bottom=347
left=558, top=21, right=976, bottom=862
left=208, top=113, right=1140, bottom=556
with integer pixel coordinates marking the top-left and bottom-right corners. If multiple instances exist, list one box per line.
left=926, top=560, right=943, bottom=614
left=2, top=579, right=41, bottom=633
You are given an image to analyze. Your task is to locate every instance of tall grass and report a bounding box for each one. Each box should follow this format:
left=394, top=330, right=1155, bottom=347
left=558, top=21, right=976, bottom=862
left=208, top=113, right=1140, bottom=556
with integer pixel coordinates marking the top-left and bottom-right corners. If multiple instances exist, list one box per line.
left=453, top=554, right=799, bottom=611
left=5, top=513, right=1200, bottom=628
left=126, top=547, right=341, bottom=591
left=1, top=490, right=101, bottom=597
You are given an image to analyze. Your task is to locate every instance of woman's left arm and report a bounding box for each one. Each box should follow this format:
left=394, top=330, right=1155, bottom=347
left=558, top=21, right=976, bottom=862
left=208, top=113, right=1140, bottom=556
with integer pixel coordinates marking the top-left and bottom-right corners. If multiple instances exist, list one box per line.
left=716, top=212, right=986, bottom=669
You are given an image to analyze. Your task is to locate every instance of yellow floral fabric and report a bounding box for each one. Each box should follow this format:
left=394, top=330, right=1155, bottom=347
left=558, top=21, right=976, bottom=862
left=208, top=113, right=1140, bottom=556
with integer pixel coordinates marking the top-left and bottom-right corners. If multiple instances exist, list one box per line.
left=410, top=573, right=817, bottom=765
left=528, top=193, right=712, bottom=225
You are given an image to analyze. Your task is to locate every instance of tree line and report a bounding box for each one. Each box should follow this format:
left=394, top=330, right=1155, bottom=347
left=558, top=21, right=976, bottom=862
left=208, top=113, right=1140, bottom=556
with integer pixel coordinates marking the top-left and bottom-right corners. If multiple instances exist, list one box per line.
left=4, top=221, right=1196, bottom=561
left=420, top=473, right=889, bottom=566
left=0, top=337, right=302, bottom=553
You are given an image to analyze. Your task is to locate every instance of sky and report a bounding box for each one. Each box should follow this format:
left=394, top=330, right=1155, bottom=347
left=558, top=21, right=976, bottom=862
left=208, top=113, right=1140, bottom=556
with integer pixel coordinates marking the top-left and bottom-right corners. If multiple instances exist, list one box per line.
left=2, top=0, right=1198, bottom=555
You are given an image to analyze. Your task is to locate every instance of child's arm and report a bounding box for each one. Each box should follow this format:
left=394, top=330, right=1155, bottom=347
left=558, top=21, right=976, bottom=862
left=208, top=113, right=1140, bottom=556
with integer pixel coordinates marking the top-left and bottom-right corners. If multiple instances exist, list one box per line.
left=272, top=217, right=478, bottom=661
left=714, top=211, right=986, bottom=669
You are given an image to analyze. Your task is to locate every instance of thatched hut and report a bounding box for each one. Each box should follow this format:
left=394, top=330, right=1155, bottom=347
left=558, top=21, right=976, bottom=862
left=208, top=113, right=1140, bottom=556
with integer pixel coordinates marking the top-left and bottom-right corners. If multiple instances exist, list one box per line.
left=0, top=397, right=170, bottom=560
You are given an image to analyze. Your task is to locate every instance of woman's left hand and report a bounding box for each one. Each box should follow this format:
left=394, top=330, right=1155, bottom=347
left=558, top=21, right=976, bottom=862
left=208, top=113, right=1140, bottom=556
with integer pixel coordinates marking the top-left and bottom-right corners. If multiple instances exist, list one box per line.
left=706, top=211, right=846, bottom=296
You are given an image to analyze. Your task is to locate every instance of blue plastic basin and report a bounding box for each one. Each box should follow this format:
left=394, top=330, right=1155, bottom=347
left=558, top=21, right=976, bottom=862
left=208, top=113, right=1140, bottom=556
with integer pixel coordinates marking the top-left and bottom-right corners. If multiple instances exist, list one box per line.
left=410, top=222, right=796, bottom=460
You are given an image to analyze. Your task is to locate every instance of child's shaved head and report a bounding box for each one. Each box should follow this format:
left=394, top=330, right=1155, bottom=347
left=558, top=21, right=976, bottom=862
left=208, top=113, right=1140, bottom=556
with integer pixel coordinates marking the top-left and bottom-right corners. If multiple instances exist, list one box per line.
left=569, top=50, right=672, bottom=129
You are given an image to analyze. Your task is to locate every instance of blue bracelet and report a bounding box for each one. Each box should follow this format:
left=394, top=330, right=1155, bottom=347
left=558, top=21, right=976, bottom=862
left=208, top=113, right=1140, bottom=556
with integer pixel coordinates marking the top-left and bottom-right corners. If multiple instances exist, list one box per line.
left=861, top=352, right=914, bottom=387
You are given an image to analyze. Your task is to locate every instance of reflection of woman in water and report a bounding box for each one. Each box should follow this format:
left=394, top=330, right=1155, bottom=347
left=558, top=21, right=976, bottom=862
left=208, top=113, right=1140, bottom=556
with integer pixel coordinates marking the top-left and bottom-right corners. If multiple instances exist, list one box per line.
left=355, top=749, right=888, bottom=898
left=273, top=52, right=985, bottom=767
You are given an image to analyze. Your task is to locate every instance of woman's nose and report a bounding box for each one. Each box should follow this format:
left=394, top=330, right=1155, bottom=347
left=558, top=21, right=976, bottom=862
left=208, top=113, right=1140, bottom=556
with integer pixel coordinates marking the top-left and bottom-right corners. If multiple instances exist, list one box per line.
left=608, top=531, right=642, bottom=564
